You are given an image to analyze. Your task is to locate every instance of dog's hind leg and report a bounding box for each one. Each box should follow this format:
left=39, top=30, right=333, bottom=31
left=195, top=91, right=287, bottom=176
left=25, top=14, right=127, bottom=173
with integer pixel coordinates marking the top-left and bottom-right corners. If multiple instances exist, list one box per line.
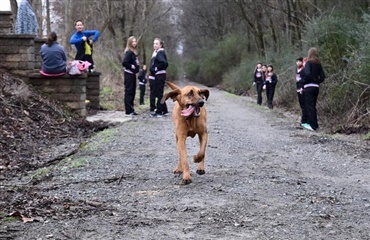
left=194, top=132, right=207, bottom=175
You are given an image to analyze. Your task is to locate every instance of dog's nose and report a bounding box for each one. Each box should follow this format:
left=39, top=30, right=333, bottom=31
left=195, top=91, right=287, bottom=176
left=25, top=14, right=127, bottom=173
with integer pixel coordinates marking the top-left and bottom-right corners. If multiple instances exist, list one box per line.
left=198, top=100, right=204, bottom=107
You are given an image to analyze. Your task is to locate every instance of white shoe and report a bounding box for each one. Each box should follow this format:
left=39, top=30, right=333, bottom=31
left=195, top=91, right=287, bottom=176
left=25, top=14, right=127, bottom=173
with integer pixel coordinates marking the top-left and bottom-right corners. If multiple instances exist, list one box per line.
left=302, top=123, right=314, bottom=131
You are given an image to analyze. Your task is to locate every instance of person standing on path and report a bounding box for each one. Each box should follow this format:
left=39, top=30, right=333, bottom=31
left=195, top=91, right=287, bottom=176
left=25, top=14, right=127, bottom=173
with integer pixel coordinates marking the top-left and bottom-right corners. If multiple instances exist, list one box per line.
left=295, top=57, right=308, bottom=126
left=150, top=38, right=169, bottom=117
left=16, top=0, right=38, bottom=35
left=302, top=47, right=326, bottom=131
left=263, top=64, right=278, bottom=109
left=138, top=65, right=147, bottom=105
left=70, top=20, right=100, bottom=72
left=253, top=62, right=265, bottom=105
left=122, top=36, right=140, bottom=115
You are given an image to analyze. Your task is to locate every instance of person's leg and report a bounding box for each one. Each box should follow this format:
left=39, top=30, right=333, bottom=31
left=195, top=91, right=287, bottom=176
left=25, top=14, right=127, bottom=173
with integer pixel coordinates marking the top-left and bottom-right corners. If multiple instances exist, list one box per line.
left=269, top=85, right=276, bottom=109
left=139, top=85, right=145, bottom=105
left=256, top=82, right=263, bottom=105
left=266, top=86, right=272, bottom=109
left=155, top=74, right=166, bottom=115
left=298, top=92, right=308, bottom=124
left=124, top=73, right=135, bottom=114
left=149, top=79, right=156, bottom=112
left=304, top=87, right=319, bottom=130
left=130, top=75, right=137, bottom=111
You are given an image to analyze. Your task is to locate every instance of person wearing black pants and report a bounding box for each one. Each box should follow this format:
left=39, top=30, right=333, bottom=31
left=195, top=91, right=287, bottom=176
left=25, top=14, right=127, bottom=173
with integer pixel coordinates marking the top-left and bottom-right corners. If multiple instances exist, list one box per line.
left=295, top=57, right=308, bottom=125
left=253, top=62, right=265, bottom=105
left=263, top=64, right=278, bottom=109
left=304, top=87, right=319, bottom=130
left=149, top=74, right=156, bottom=112
left=138, top=65, right=147, bottom=105
left=302, top=47, right=325, bottom=131
left=150, top=38, right=168, bottom=117
left=122, top=36, right=140, bottom=115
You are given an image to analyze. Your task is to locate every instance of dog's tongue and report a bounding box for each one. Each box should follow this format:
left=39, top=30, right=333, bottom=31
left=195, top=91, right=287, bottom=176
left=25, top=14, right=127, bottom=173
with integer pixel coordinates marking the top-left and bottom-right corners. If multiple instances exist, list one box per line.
left=181, top=105, right=195, bottom=117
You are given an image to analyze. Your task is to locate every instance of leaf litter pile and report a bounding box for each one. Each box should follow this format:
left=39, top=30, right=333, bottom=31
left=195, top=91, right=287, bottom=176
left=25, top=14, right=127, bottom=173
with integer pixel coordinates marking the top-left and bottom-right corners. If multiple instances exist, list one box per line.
left=0, top=69, right=112, bottom=225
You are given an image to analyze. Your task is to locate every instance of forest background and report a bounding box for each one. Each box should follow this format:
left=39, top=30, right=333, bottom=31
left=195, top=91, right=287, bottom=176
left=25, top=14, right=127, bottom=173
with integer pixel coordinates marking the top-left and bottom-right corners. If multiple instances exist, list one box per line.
left=9, top=0, right=370, bottom=134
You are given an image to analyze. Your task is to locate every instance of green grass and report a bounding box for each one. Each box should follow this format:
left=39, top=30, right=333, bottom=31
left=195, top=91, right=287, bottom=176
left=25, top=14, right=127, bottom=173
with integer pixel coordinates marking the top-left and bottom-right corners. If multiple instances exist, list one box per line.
left=363, top=132, right=370, bottom=140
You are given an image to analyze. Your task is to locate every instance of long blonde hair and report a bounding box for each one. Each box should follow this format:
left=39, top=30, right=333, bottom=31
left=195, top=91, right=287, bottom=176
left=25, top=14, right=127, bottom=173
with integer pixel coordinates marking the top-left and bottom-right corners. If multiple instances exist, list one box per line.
left=125, top=36, right=137, bottom=54
left=307, top=47, right=321, bottom=64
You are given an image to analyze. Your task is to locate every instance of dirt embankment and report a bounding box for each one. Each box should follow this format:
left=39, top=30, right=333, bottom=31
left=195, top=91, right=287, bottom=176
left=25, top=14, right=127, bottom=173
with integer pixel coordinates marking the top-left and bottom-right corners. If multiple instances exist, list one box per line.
left=1, top=80, right=369, bottom=240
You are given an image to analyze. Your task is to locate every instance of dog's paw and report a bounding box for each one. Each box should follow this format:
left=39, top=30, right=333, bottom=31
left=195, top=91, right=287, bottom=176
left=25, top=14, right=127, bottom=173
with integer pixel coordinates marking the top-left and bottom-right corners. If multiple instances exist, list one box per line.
left=196, top=169, right=205, bottom=175
left=180, top=179, right=192, bottom=185
left=173, top=168, right=183, bottom=174
left=193, top=154, right=204, bottom=163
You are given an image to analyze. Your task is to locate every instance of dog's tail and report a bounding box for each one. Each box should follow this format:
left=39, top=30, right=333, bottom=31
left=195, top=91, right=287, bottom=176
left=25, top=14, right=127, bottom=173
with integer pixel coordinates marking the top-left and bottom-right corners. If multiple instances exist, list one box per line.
left=166, top=81, right=180, bottom=90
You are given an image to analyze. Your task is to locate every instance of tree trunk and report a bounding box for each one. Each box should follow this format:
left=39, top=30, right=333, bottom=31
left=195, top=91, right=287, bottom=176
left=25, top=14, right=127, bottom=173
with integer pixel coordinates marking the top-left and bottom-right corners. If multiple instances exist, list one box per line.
left=46, top=0, right=51, bottom=35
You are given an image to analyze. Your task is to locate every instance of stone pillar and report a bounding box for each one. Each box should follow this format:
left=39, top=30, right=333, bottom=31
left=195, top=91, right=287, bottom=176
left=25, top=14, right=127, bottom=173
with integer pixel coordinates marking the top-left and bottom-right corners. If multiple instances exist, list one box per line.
left=0, top=34, right=35, bottom=75
left=86, top=72, right=101, bottom=110
left=0, top=11, right=12, bottom=33
left=28, top=73, right=88, bottom=117
left=34, top=37, right=46, bottom=70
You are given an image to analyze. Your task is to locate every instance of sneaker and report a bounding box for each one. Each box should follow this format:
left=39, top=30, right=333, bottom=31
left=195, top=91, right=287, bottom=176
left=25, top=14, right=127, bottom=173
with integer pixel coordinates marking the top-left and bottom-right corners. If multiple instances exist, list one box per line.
left=126, top=112, right=138, bottom=116
left=302, top=123, right=314, bottom=131
left=151, top=113, right=163, bottom=118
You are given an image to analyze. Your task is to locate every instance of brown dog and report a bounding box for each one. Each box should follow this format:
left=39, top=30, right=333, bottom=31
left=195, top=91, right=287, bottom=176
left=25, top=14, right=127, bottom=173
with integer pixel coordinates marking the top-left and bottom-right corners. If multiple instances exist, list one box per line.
left=161, top=81, right=210, bottom=185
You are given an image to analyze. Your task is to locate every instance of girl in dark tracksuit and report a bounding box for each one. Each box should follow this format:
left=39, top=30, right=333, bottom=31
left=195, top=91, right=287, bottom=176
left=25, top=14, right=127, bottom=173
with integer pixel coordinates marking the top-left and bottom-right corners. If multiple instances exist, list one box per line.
left=295, top=57, right=308, bottom=125
left=303, top=47, right=325, bottom=131
left=122, top=36, right=140, bottom=115
left=138, top=65, right=147, bottom=105
left=253, top=62, right=265, bottom=105
left=150, top=38, right=168, bottom=117
left=263, top=64, right=278, bottom=109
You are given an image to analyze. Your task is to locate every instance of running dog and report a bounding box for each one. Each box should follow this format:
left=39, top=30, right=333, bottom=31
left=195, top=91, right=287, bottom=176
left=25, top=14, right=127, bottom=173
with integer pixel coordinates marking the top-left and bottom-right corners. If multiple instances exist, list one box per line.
left=161, top=81, right=210, bottom=185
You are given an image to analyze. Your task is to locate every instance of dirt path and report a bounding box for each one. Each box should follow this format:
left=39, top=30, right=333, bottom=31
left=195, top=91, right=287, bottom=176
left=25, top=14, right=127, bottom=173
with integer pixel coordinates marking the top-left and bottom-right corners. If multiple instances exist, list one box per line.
left=1, top=81, right=370, bottom=240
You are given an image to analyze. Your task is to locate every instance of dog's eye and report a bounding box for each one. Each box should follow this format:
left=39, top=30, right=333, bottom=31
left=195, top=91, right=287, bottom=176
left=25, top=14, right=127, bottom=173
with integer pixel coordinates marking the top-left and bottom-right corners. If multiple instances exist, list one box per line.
left=186, top=90, right=194, bottom=98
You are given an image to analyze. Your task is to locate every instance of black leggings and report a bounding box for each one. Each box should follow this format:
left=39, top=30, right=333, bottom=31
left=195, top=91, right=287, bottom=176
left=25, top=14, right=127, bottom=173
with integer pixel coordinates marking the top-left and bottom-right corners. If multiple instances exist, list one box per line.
left=124, top=72, right=136, bottom=114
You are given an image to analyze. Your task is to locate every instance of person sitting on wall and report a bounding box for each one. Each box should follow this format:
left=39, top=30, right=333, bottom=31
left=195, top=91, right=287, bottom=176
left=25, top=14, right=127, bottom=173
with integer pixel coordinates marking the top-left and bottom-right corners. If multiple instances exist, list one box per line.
left=16, top=0, right=38, bottom=35
left=39, top=32, right=67, bottom=76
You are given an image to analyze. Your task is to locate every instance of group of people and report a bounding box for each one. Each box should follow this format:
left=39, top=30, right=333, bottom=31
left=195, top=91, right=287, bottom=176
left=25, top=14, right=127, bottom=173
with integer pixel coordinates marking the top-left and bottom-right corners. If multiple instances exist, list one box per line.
left=16, top=0, right=99, bottom=75
left=39, top=20, right=100, bottom=76
left=121, top=36, right=169, bottom=117
left=253, top=63, right=278, bottom=109
left=295, top=47, right=325, bottom=131
left=253, top=47, right=325, bottom=131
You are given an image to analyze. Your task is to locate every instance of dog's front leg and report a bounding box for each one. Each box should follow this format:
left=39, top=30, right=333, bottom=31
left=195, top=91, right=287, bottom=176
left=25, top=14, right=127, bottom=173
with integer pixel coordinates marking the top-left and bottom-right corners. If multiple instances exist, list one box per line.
left=176, top=135, right=192, bottom=185
left=194, top=131, right=207, bottom=175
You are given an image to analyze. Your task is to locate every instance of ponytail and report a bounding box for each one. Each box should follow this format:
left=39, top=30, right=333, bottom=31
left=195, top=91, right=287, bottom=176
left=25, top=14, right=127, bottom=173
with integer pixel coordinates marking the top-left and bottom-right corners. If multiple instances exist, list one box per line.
left=46, top=32, right=57, bottom=47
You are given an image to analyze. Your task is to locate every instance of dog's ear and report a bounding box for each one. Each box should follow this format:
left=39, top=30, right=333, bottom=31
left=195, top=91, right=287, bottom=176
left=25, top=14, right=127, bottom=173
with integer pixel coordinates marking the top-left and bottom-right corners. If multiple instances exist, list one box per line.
left=166, top=81, right=180, bottom=90
left=161, top=89, right=181, bottom=104
left=199, top=89, right=209, bottom=101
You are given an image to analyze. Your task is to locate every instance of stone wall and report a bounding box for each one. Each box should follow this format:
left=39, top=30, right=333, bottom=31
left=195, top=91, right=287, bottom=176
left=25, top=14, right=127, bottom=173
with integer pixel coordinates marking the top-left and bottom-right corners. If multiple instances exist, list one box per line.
left=28, top=73, right=88, bottom=117
left=86, top=72, right=101, bottom=110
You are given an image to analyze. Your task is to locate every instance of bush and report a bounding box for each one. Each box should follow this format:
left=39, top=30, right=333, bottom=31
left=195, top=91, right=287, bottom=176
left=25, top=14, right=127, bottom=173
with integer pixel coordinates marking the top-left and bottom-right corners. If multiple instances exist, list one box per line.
left=184, top=34, right=247, bottom=87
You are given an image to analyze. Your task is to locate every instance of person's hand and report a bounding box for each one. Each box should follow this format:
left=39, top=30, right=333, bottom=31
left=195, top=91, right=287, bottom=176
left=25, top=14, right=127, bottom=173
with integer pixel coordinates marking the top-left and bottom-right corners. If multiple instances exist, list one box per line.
left=262, top=85, right=266, bottom=90
left=82, top=36, right=87, bottom=41
left=253, top=82, right=256, bottom=86
left=89, top=39, right=93, bottom=45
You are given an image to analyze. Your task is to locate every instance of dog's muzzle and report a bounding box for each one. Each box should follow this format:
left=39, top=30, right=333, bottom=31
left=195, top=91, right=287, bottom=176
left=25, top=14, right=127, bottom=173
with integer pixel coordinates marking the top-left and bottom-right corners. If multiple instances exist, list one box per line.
left=181, top=100, right=204, bottom=117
